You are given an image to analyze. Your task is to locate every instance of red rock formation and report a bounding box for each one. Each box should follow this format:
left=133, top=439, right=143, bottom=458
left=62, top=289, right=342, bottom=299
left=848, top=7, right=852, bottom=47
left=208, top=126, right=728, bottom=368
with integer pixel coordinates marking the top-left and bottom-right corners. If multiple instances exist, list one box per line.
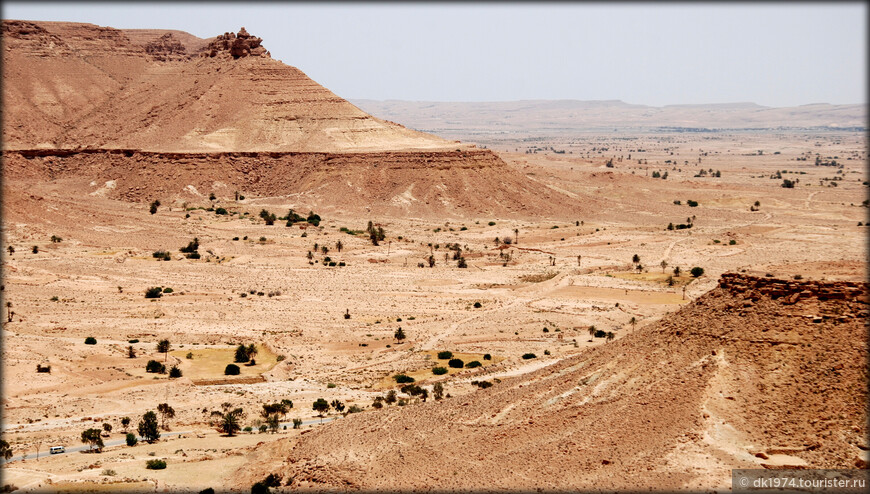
left=203, top=27, right=269, bottom=59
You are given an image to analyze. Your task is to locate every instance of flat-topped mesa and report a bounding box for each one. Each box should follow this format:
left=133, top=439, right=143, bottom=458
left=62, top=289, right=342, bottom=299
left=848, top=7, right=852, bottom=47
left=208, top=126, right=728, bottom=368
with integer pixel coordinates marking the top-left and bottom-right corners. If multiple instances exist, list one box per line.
left=718, top=273, right=869, bottom=305
left=202, top=27, right=269, bottom=59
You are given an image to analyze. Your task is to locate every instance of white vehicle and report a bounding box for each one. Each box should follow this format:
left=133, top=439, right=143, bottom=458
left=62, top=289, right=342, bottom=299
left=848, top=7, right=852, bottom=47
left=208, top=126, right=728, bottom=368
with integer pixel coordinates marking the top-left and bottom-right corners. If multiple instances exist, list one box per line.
left=49, top=446, right=65, bottom=454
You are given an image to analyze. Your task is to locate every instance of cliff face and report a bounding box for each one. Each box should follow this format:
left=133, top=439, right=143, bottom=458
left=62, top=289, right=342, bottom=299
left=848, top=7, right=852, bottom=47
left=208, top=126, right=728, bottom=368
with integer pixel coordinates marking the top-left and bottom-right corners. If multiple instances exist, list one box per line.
left=2, top=148, right=586, bottom=218
left=233, top=274, right=867, bottom=490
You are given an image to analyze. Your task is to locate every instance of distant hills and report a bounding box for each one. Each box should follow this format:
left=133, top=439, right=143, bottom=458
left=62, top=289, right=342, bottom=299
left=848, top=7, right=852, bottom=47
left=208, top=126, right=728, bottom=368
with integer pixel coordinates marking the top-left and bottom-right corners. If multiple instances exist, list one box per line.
left=352, top=99, right=867, bottom=137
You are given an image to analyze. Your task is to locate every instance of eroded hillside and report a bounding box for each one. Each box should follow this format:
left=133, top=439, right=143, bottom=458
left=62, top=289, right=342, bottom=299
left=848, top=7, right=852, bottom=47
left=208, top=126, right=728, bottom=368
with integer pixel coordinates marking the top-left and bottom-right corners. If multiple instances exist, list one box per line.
left=235, top=274, right=868, bottom=491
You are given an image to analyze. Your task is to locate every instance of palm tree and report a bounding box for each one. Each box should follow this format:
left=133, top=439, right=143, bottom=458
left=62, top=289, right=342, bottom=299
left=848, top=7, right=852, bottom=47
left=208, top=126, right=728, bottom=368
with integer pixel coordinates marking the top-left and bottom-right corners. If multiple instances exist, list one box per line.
left=632, top=254, right=640, bottom=265
left=211, top=407, right=245, bottom=436
left=587, top=325, right=596, bottom=337
left=660, top=260, right=668, bottom=273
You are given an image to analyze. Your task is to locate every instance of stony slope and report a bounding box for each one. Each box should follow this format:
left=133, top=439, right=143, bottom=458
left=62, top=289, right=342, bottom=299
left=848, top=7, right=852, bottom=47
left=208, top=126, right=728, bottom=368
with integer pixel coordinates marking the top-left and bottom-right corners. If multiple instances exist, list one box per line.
left=1, top=21, right=459, bottom=153
left=2, top=148, right=588, bottom=218
left=234, top=274, right=868, bottom=490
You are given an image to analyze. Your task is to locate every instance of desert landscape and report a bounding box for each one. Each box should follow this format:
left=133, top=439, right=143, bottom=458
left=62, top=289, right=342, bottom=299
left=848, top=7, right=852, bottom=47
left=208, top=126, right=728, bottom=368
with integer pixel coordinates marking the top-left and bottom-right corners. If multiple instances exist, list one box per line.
left=1, top=20, right=868, bottom=493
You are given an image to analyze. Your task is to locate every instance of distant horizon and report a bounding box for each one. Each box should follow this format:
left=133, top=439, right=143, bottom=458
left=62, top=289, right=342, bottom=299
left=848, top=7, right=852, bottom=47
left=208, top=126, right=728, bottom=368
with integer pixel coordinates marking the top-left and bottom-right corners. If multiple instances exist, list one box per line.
left=349, top=98, right=867, bottom=108
left=4, top=3, right=866, bottom=107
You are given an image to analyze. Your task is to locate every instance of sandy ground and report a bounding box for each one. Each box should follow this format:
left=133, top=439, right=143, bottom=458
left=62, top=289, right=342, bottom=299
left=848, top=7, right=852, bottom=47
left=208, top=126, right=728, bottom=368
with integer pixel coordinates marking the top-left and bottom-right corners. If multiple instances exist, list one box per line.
left=2, top=130, right=867, bottom=491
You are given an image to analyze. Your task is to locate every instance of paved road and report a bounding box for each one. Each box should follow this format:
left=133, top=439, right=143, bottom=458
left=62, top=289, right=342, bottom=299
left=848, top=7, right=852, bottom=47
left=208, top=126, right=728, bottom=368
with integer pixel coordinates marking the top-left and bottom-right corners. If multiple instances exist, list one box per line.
left=1, top=417, right=335, bottom=465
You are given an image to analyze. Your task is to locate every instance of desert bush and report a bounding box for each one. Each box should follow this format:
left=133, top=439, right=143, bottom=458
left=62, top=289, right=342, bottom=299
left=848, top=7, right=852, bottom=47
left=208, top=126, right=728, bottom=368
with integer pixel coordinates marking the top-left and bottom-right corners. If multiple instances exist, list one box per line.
left=215, top=207, right=228, bottom=215
left=471, top=380, right=493, bottom=389
left=393, top=374, right=414, bottom=384
left=437, top=351, right=453, bottom=360
left=163, top=287, right=173, bottom=294
left=473, top=301, right=482, bottom=308
left=292, top=418, right=303, bottom=429
left=225, top=364, right=240, bottom=375
left=36, top=364, right=51, bottom=373
left=169, top=366, right=182, bottom=378
left=465, top=360, right=482, bottom=368
left=125, top=433, right=138, bottom=446
left=129, top=339, right=139, bottom=344
left=185, top=252, right=201, bottom=259
left=687, top=200, right=699, bottom=207
left=483, top=354, right=492, bottom=360
left=84, top=337, right=97, bottom=345
left=729, top=239, right=737, bottom=245
left=145, top=287, right=163, bottom=299
left=234, top=345, right=250, bottom=363
left=179, top=238, right=199, bottom=254
left=521, top=353, right=537, bottom=359
left=186, top=352, right=193, bottom=359
left=432, top=366, right=448, bottom=375
left=149, top=200, right=160, bottom=215
left=690, top=267, right=705, bottom=277
left=145, top=459, right=166, bottom=470
left=32, top=245, right=39, bottom=253
left=146, top=360, right=165, bottom=374
left=448, top=358, right=464, bottom=368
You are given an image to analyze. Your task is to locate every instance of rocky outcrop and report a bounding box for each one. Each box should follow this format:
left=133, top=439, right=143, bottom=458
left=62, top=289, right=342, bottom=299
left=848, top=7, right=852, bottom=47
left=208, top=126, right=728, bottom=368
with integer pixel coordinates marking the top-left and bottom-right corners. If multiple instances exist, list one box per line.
left=144, top=33, right=187, bottom=61
left=719, top=273, right=868, bottom=305
left=202, top=27, right=269, bottom=59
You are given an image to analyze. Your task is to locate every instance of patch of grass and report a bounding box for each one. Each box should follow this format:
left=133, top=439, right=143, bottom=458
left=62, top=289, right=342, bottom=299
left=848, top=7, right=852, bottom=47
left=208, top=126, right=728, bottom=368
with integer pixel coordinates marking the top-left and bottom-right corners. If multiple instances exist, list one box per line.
left=169, top=346, right=279, bottom=380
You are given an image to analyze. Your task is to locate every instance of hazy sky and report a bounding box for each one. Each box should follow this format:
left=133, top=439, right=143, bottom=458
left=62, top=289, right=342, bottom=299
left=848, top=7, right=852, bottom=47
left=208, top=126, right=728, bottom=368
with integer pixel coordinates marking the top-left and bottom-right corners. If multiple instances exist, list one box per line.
left=4, top=2, right=866, bottom=107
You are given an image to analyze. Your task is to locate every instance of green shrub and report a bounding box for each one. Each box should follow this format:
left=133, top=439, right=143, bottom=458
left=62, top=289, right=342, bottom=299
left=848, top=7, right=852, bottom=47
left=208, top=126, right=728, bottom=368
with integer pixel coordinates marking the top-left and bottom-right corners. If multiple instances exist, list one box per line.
left=185, top=252, right=201, bottom=259
left=163, top=287, right=173, bottom=294
left=169, top=366, right=182, bottom=378
left=146, top=360, right=165, bottom=374
left=432, top=367, right=448, bottom=375
left=145, top=459, right=166, bottom=470
left=483, top=354, right=492, bottom=360
left=225, top=364, right=240, bottom=375
left=729, top=239, right=737, bottom=245
left=84, top=337, right=97, bottom=345
left=215, top=207, right=228, bottom=215
left=393, top=374, right=414, bottom=384
left=437, top=351, right=453, bottom=360
left=690, top=267, right=705, bottom=277
left=465, top=360, right=482, bottom=368
left=473, top=301, right=482, bottom=308
left=521, top=353, right=537, bottom=359
left=128, top=339, right=139, bottom=344
left=488, top=221, right=496, bottom=226
left=687, top=200, right=699, bottom=207
left=125, top=433, right=138, bottom=446
left=448, top=358, right=464, bottom=368
left=145, top=287, right=163, bottom=299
